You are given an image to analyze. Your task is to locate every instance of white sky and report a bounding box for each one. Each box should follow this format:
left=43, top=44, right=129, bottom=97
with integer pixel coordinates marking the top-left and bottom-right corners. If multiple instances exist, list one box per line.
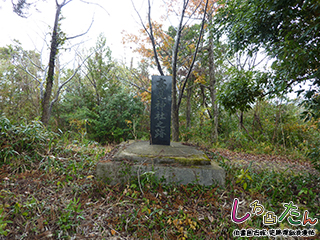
left=0, top=0, right=164, bottom=66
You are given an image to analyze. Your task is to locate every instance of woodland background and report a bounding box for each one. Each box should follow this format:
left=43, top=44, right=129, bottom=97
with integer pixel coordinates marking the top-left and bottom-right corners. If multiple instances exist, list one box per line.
left=1, top=0, right=319, bottom=166
left=0, top=0, right=319, bottom=239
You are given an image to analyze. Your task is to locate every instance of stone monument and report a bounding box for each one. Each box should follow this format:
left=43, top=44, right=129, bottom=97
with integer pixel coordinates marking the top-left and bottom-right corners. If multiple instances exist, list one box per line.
left=95, top=76, right=225, bottom=187
left=150, top=76, right=172, bottom=145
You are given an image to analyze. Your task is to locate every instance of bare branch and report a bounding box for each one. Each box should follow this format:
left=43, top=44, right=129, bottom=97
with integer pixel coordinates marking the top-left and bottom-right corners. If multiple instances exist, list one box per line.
left=17, top=46, right=45, bottom=71
left=118, top=76, right=151, bottom=93
left=241, top=53, right=249, bottom=70
left=131, top=0, right=164, bottom=76
left=130, top=0, right=152, bottom=41
left=50, top=46, right=99, bottom=108
left=255, top=55, right=269, bottom=69
left=63, top=0, right=73, bottom=6
left=147, top=0, right=164, bottom=76
left=79, top=0, right=109, bottom=15
left=178, top=0, right=209, bottom=109
left=172, top=0, right=188, bottom=89
left=182, top=0, right=202, bottom=28
left=66, top=16, right=94, bottom=40
left=17, top=65, right=39, bottom=83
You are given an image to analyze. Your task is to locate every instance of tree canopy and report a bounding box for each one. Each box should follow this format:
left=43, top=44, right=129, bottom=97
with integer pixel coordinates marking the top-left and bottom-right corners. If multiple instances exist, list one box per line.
left=215, top=0, right=320, bottom=94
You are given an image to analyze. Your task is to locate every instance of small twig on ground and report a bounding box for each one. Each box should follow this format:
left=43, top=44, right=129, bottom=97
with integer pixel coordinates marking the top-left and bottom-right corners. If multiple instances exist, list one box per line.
left=137, top=159, right=148, bottom=196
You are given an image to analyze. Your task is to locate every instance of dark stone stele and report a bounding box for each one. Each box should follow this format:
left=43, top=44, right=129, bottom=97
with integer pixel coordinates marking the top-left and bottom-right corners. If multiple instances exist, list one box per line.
left=150, top=76, right=172, bottom=145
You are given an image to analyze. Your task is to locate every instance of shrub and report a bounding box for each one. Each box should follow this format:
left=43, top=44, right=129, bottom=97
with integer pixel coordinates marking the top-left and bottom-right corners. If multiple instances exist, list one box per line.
left=0, top=114, right=58, bottom=168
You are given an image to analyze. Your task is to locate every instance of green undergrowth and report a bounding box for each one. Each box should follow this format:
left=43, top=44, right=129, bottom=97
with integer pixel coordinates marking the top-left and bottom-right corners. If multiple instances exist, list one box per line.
left=0, top=117, right=319, bottom=239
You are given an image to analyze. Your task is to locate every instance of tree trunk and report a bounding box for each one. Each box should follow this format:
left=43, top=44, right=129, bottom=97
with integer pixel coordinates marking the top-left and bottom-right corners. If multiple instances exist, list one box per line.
left=184, top=79, right=193, bottom=141
left=141, top=0, right=208, bottom=142
left=213, top=91, right=218, bottom=141
left=147, top=0, right=164, bottom=76
left=200, top=84, right=207, bottom=137
left=238, top=111, right=255, bottom=141
left=272, top=103, right=282, bottom=144
left=171, top=96, right=180, bottom=141
left=40, top=3, right=62, bottom=126
left=208, top=35, right=218, bottom=143
left=186, top=83, right=192, bottom=129
left=171, top=1, right=186, bottom=142
left=239, top=111, right=243, bottom=130
left=252, top=105, right=266, bottom=138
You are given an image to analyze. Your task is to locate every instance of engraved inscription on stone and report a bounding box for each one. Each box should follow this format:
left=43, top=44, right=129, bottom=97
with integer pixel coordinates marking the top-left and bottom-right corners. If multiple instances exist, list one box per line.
left=150, top=76, right=172, bottom=145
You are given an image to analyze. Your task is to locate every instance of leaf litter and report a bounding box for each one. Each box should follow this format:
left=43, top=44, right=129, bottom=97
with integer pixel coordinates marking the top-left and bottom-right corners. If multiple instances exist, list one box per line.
left=0, top=142, right=319, bottom=239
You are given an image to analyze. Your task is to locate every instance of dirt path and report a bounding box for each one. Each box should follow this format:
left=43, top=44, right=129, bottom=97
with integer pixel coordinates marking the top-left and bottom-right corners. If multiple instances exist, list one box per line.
left=211, top=148, right=319, bottom=176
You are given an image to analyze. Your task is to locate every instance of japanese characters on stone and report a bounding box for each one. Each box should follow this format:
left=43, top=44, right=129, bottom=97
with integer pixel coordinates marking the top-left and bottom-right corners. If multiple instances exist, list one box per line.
left=150, top=76, right=172, bottom=145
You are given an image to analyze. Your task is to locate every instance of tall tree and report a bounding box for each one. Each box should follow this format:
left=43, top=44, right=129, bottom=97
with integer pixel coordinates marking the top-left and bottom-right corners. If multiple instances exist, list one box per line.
left=37, top=0, right=93, bottom=125
left=40, top=0, right=65, bottom=125
left=215, top=0, right=320, bottom=95
left=130, top=0, right=209, bottom=141
left=56, top=38, right=144, bottom=143
left=83, top=34, right=115, bottom=106
left=203, top=1, right=220, bottom=142
left=0, top=45, right=41, bottom=121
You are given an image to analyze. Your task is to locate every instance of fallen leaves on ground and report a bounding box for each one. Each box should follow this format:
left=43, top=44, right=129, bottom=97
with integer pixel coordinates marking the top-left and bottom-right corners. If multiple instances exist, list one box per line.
left=0, top=143, right=319, bottom=239
left=212, top=148, right=319, bottom=176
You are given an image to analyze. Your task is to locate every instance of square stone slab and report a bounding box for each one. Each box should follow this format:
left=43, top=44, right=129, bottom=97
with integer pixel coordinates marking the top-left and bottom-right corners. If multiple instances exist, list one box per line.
left=113, top=141, right=211, bottom=166
left=96, top=141, right=225, bottom=187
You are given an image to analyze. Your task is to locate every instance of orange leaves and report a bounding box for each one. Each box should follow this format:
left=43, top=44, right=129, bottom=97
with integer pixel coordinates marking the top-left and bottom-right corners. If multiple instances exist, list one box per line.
left=110, top=229, right=116, bottom=236
left=194, top=71, right=206, bottom=84
left=122, top=20, right=170, bottom=67
left=139, top=85, right=152, bottom=103
left=190, top=0, right=220, bottom=14
left=164, top=0, right=220, bottom=19
left=166, top=213, right=198, bottom=239
left=121, top=30, right=140, bottom=45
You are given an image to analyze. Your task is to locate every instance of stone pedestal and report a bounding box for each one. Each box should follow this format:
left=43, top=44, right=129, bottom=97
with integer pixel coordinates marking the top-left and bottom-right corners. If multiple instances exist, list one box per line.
left=96, top=141, right=225, bottom=187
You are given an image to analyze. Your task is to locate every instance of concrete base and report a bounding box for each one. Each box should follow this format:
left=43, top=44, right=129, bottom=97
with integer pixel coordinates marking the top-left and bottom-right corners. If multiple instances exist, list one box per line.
left=96, top=141, right=225, bottom=187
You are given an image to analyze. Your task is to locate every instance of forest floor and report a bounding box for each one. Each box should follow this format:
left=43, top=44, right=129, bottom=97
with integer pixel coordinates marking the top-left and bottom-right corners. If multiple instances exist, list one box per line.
left=213, top=148, right=319, bottom=176
left=0, top=142, right=319, bottom=239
